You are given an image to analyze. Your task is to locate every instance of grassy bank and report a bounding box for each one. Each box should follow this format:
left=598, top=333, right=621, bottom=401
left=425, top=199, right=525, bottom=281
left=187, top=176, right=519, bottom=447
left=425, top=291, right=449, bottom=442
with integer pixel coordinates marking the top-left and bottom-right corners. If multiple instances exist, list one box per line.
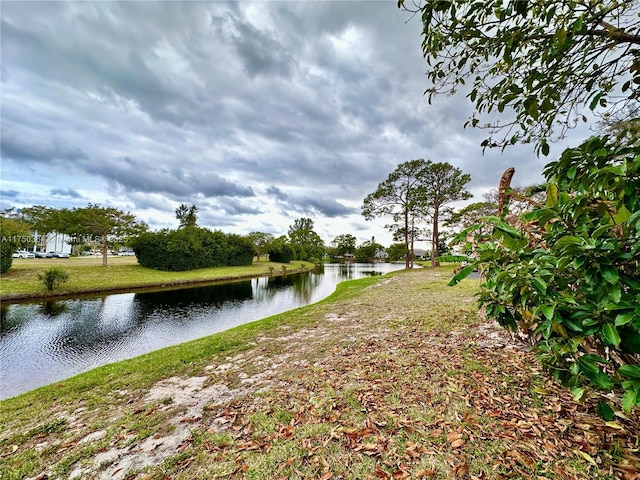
left=0, top=256, right=313, bottom=301
left=1, top=267, right=638, bottom=479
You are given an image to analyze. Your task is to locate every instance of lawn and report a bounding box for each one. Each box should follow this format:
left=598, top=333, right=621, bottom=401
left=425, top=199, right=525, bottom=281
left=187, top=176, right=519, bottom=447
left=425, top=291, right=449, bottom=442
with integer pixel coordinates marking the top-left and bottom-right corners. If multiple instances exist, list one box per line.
left=1, top=267, right=638, bottom=479
left=0, top=256, right=312, bottom=300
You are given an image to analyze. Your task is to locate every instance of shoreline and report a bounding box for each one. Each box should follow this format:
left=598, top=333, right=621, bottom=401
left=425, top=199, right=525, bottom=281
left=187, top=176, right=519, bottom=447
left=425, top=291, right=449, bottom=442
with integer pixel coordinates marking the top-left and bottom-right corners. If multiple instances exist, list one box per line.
left=0, top=257, right=315, bottom=303
left=0, top=264, right=313, bottom=303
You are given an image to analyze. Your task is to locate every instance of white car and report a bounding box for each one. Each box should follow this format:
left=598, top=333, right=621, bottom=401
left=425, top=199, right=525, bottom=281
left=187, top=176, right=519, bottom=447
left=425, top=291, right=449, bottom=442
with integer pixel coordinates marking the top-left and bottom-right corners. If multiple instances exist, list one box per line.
left=12, top=250, right=36, bottom=258
left=47, top=251, right=70, bottom=258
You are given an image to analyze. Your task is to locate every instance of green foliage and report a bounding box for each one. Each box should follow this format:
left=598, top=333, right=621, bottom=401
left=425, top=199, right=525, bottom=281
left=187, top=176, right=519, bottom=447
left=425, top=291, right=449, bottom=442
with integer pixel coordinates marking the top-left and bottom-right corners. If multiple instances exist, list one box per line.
left=0, top=216, right=33, bottom=273
left=386, top=243, right=408, bottom=262
left=0, top=243, right=13, bottom=274
left=175, top=204, right=198, bottom=228
left=362, top=159, right=471, bottom=268
left=70, top=204, right=147, bottom=262
left=401, top=0, right=640, bottom=153
left=452, top=135, right=640, bottom=414
left=38, top=267, right=70, bottom=292
left=446, top=201, right=496, bottom=235
left=362, top=159, right=429, bottom=268
left=247, top=231, right=275, bottom=261
left=20, top=204, right=147, bottom=266
left=355, top=241, right=385, bottom=263
left=287, top=218, right=325, bottom=261
left=133, top=227, right=254, bottom=271
left=330, top=234, right=357, bottom=257
left=267, top=242, right=294, bottom=263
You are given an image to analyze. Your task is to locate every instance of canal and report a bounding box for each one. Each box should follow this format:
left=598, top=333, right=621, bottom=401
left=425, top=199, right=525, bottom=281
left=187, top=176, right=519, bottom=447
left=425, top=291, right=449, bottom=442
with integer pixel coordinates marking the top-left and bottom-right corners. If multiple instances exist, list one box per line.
left=0, top=263, right=404, bottom=399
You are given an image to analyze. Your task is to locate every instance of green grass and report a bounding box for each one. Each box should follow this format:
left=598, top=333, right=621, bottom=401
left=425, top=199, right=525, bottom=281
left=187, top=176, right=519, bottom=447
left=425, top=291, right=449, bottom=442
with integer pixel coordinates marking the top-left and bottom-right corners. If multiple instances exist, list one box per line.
left=0, top=256, right=312, bottom=300
left=1, top=267, right=628, bottom=480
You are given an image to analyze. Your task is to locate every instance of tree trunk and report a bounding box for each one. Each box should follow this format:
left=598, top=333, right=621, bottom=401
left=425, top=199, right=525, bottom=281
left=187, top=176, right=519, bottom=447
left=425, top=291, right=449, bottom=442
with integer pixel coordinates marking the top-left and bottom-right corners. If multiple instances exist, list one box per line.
left=431, top=206, right=440, bottom=267
left=102, top=235, right=108, bottom=266
left=404, top=209, right=411, bottom=269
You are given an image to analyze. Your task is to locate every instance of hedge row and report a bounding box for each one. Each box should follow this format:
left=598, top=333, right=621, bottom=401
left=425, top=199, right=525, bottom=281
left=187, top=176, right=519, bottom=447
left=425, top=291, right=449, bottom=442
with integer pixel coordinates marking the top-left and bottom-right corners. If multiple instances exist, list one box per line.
left=133, top=227, right=254, bottom=271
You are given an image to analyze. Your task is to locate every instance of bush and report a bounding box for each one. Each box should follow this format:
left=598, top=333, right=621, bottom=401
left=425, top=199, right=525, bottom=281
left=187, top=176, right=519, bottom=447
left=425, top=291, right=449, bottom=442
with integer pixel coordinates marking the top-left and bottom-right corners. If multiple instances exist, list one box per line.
left=38, top=267, right=70, bottom=292
left=0, top=243, right=13, bottom=274
left=133, top=227, right=254, bottom=271
left=267, top=243, right=294, bottom=263
left=451, top=135, right=640, bottom=415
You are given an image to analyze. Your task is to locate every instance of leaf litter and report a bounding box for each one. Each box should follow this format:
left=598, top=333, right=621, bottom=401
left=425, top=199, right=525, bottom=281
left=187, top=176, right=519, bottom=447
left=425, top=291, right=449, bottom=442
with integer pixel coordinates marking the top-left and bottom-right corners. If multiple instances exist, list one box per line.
left=4, top=268, right=639, bottom=479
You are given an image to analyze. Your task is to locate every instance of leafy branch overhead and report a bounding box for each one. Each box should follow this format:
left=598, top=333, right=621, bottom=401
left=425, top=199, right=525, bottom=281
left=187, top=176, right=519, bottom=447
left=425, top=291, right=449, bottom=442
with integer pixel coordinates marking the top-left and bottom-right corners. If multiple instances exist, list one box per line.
left=400, top=0, right=640, bottom=153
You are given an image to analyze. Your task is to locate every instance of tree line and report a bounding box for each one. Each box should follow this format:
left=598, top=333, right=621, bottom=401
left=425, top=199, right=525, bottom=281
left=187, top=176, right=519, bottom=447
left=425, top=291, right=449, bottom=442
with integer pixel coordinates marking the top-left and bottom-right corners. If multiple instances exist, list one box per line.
left=2, top=195, right=484, bottom=275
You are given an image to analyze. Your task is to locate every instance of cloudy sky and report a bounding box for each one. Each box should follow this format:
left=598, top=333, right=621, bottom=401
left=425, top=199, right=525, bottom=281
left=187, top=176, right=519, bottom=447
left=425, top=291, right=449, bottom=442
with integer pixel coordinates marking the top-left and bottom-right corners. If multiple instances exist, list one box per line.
left=1, top=1, right=593, bottom=246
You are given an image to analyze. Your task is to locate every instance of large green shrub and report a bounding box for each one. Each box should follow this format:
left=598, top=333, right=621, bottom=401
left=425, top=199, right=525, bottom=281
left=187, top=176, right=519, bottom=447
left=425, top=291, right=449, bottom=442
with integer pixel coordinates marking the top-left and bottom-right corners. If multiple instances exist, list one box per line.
left=133, top=227, right=254, bottom=271
left=451, top=135, right=640, bottom=415
left=267, top=243, right=294, bottom=263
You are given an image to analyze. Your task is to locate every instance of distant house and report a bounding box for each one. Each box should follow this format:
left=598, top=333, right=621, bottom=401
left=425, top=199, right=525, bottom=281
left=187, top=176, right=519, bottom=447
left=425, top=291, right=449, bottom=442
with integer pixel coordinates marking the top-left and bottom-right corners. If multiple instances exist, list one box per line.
left=413, top=248, right=427, bottom=259
left=374, top=249, right=388, bottom=259
left=29, top=231, right=73, bottom=255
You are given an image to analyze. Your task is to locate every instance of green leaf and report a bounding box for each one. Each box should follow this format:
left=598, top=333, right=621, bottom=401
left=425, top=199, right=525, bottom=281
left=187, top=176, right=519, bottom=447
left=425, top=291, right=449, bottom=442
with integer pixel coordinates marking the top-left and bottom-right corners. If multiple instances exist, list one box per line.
left=619, top=365, right=640, bottom=379
left=493, top=223, right=523, bottom=239
left=571, top=387, right=585, bottom=402
left=615, top=204, right=631, bottom=224
left=602, top=323, right=621, bottom=347
left=596, top=400, right=615, bottom=420
left=554, top=236, right=584, bottom=248
left=541, top=304, right=556, bottom=321
left=448, top=264, right=476, bottom=286
left=531, top=277, right=547, bottom=295
left=584, top=370, right=614, bottom=390
left=541, top=139, right=550, bottom=156
left=601, top=266, right=619, bottom=284
left=578, top=355, right=603, bottom=374
left=622, top=389, right=638, bottom=413
left=571, top=257, right=585, bottom=269
left=615, top=311, right=635, bottom=326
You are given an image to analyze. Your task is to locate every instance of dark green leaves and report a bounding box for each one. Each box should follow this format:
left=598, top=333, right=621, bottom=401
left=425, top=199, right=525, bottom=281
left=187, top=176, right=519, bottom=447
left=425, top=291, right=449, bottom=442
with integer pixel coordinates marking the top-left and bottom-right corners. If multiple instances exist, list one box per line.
left=596, top=400, right=615, bottom=421
left=403, top=0, right=640, bottom=152
left=447, top=135, right=640, bottom=416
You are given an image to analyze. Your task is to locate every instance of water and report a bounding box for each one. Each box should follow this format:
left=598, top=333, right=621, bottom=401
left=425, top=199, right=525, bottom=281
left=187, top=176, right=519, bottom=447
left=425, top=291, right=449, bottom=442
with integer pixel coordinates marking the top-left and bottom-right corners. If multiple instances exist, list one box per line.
left=0, top=263, right=404, bottom=399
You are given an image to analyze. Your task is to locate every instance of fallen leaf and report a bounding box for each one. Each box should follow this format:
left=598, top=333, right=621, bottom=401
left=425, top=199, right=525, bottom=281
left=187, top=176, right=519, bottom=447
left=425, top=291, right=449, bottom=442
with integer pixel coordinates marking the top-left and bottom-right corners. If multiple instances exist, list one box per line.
left=416, top=469, right=436, bottom=478
left=573, top=449, right=597, bottom=467
left=451, top=438, right=465, bottom=449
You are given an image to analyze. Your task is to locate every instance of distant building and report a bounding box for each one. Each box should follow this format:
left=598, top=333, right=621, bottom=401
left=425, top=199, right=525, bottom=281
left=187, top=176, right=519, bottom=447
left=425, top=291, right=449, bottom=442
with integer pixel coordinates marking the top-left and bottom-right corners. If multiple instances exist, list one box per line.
left=31, top=231, right=73, bottom=255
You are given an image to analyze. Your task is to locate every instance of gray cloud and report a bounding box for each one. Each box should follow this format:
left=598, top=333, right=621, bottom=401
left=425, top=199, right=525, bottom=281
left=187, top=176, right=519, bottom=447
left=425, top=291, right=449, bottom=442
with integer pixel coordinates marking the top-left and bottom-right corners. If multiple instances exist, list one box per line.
left=215, top=12, right=297, bottom=79
left=50, top=188, right=83, bottom=199
left=1, top=131, right=87, bottom=164
left=0, top=1, right=588, bottom=244
left=1, top=189, right=20, bottom=199
left=95, top=157, right=255, bottom=199
left=266, top=185, right=355, bottom=218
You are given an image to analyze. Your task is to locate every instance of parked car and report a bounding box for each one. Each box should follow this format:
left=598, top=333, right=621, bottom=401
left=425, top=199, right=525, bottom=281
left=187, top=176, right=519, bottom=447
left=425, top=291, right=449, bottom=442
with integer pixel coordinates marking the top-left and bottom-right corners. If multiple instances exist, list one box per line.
left=47, top=252, right=70, bottom=258
left=12, top=250, right=36, bottom=259
left=34, top=251, right=48, bottom=258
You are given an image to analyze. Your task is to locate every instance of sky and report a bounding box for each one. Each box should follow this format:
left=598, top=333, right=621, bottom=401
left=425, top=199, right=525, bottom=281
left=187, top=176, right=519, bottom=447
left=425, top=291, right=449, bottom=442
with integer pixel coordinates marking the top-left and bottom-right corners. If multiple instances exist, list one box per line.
left=0, top=0, right=594, bottom=247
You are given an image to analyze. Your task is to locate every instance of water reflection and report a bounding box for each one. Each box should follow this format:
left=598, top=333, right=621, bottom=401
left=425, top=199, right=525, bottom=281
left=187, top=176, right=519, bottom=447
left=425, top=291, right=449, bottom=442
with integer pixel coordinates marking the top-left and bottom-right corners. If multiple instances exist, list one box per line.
left=0, top=263, right=404, bottom=399
left=39, top=300, right=68, bottom=317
